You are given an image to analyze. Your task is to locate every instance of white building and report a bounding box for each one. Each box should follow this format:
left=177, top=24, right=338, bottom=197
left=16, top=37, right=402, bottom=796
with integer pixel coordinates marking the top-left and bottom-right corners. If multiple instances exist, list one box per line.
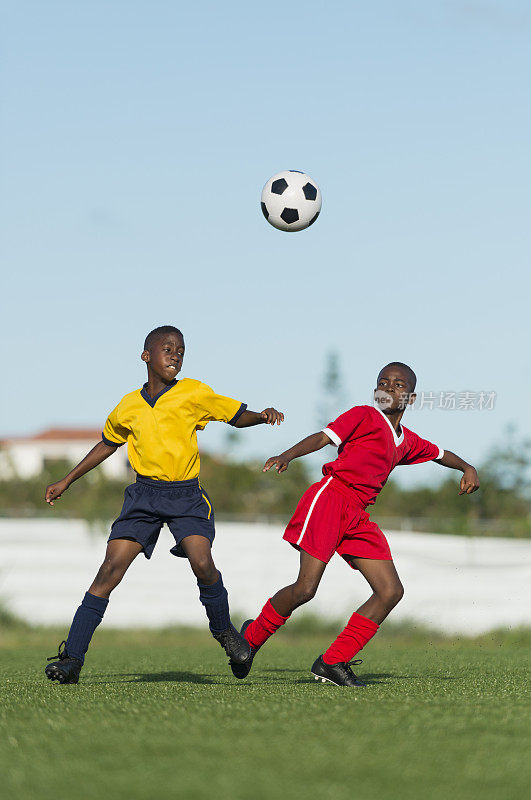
left=0, top=428, right=131, bottom=480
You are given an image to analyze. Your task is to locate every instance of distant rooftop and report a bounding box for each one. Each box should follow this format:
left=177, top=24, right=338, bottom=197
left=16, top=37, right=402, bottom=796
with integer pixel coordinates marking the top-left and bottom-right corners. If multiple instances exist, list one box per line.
left=1, top=428, right=101, bottom=444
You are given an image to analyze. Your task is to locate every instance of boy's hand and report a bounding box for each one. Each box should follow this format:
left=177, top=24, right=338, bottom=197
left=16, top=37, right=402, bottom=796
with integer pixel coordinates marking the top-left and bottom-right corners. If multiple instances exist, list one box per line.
left=459, top=467, right=480, bottom=495
left=45, top=478, right=70, bottom=506
left=263, top=453, right=290, bottom=473
left=260, top=408, right=284, bottom=426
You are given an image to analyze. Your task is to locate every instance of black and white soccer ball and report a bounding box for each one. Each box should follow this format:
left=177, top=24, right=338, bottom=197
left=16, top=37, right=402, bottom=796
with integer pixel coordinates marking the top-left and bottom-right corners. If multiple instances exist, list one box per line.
left=261, top=171, right=322, bottom=232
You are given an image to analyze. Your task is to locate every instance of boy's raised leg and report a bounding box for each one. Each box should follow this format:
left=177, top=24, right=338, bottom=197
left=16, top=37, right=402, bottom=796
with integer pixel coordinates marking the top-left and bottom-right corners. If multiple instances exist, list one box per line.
left=232, top=551, right=326, bottom=679
left=45, top=538, right=143, bottom=684
left=246, top=550, right=327, bottom=645
left=312, top=558, right=404, bottom=687
left=180, top=535, right=250, bottom=664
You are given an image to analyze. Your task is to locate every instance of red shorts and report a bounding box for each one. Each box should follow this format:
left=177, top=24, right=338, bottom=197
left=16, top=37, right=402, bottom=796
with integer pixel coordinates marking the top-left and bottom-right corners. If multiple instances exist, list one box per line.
left=283, top=476, right=392, bottom=567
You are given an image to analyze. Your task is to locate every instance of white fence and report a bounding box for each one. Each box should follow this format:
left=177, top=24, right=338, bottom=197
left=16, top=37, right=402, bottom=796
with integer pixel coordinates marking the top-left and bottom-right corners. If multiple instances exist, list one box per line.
left=1, top=519, right=530, bottom=634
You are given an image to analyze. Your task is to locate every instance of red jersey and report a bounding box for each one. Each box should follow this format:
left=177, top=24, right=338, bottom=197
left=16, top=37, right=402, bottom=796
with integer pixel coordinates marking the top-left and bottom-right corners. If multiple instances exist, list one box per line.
left=322, top=405, right=443, bottom=509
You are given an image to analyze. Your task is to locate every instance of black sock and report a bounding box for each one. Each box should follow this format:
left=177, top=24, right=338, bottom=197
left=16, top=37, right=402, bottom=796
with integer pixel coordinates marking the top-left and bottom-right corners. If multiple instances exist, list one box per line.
left=197, top=573, right=231, bottom=633
left=65, top=592, right=109, bottom=664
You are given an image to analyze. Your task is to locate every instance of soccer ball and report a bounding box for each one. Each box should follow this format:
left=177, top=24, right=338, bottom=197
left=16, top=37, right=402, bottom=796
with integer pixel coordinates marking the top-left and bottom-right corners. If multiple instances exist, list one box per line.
left=261, top=171, right=322, bottom=232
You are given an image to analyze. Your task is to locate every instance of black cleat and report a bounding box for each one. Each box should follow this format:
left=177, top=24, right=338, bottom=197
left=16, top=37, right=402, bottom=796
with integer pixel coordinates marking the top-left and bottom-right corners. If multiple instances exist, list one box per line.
left=45, top=640, right=82, bottom=685
left=213, top=624, right=251, bottom=665
left=310, top=655, right=366, bottom=687
left=230, top=619, right=258, bottom=680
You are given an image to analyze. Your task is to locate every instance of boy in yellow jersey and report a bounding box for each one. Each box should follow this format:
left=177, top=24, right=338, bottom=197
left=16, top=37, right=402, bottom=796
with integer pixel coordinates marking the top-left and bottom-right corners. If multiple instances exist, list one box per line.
left=44, top=325, right=284, bottom=684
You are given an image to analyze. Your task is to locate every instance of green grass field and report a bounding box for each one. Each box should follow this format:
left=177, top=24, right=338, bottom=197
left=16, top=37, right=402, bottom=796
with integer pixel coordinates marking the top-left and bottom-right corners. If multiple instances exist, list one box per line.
left=1, top=622, right=529, bottom=800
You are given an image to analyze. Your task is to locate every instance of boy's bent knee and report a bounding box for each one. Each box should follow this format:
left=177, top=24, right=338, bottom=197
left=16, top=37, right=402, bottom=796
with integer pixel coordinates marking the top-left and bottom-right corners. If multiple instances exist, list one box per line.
left=92, top=558, right=128, bottom=591
left=190, top=555, right=217, bottom=583
left=292, top=580, right=318, bottom=605
left=380, top=581, right=404, bottom=610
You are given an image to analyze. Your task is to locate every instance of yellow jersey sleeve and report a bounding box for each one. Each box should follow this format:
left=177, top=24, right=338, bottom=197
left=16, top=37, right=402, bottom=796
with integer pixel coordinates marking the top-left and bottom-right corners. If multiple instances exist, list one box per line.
left=102, top=402, right=130, bottom=446
left=194, top=383, right=246, bottom=431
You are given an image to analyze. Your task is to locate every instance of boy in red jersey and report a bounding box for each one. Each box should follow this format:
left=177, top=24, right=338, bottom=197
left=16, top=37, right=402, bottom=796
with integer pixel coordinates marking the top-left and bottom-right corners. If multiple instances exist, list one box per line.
left=232, top=362, right=479, bottom=686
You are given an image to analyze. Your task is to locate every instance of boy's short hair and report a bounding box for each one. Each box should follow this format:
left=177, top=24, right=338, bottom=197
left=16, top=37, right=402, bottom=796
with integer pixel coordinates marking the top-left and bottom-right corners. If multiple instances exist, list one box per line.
left=144, top=325, right=184, bottom=351
left=379, top=362, right=417, bottom=392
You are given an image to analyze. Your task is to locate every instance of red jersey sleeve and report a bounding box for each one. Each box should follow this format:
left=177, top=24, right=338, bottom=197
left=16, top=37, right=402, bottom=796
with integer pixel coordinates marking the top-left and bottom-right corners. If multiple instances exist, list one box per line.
left=399, top=429, right=444, bottom=465
left=322, top=406, right=367, bottom=447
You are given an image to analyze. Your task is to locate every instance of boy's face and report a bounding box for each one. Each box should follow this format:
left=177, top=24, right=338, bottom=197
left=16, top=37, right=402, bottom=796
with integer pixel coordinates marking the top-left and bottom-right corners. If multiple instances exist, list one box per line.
left=141, top=332, right=185, bottom=383
left=374, top=366, right=416, bottom=413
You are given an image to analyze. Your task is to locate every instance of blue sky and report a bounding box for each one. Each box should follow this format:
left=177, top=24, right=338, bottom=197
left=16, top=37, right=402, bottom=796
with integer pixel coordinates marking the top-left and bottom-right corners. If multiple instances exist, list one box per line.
left=2, top=1, right=529, bottom=485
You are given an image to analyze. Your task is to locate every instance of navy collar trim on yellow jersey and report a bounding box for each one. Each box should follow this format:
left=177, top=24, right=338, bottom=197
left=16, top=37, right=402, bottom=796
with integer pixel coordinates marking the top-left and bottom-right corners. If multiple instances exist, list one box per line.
left=141, top=379, right=178, bottom=408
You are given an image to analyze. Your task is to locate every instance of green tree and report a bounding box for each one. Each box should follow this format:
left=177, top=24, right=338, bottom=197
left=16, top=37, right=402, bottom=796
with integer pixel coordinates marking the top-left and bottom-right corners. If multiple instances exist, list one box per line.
left=471, top=425, right=531, bottom=524
left=1, top=429, right=529, bottom=536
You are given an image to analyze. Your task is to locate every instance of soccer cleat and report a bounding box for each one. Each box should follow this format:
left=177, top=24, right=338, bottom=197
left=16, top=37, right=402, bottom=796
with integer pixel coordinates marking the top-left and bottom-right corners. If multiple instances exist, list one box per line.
left=212, top=624, right=251, bottom=665
left=310, top=654, right=366, bottom=687
left=230, top=619, right=258, bottom=680
left=45, top=640, right=82, bottom=685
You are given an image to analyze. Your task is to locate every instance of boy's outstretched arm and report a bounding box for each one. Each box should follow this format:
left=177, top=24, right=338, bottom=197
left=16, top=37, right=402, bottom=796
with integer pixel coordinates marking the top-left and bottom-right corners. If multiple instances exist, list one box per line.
left=45, top=440, right=118, bottom=506
left=434, top=450, right=480, bottom=495
left=233, top=408, right=284, bottom=428
left=263, top=431, right=333, bottom=473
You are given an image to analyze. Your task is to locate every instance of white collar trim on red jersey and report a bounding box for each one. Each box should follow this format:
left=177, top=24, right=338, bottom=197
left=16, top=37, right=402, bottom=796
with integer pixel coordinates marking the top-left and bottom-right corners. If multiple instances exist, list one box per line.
left=373, top=403, right=404, bottom=446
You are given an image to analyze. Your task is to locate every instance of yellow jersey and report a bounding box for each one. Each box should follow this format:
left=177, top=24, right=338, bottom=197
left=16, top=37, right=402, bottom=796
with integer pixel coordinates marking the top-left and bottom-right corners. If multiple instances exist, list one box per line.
left=102, top=378, right=246, bottom=481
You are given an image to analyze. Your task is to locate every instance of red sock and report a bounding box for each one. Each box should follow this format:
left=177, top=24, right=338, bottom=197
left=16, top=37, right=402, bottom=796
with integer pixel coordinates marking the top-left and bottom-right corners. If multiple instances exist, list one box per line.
left=244, top=599, right=290, bottom=650
left=323, top=612, right=379, bottom=665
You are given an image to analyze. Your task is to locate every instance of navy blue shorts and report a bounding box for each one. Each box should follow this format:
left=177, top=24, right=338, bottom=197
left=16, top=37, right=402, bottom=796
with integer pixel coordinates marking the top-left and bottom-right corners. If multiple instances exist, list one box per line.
left=108, top=475, right=215, bottom=559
